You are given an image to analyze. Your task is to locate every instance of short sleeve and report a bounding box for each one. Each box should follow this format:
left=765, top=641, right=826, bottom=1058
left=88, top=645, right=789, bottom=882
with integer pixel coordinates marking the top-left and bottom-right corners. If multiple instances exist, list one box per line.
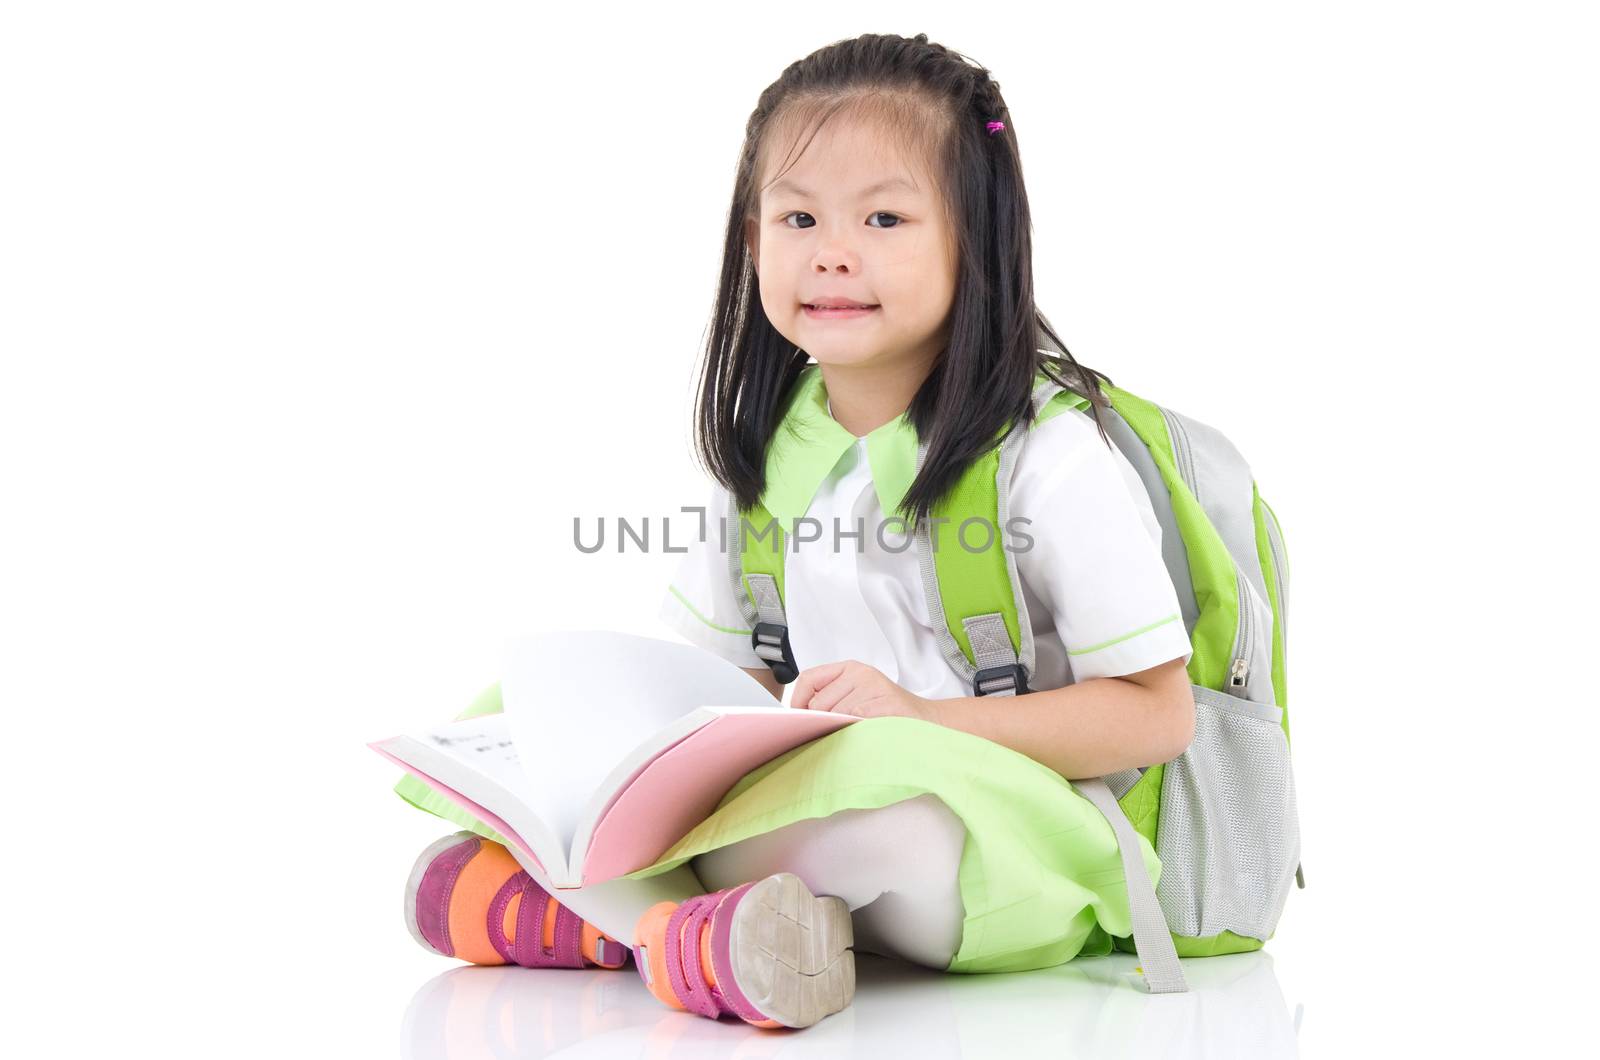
left=656, top=479, right=766, bottom=669
left=1011, top=410, right=1194, bottom=683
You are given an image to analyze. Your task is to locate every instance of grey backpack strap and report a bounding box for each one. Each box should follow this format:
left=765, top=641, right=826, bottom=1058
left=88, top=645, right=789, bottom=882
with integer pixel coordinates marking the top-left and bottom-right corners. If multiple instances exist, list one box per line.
left=1071, top=776, right=1188, bottom=994
left=727, top=492, right=800, bottom=683
left=744, top=571, right=798, bottom=681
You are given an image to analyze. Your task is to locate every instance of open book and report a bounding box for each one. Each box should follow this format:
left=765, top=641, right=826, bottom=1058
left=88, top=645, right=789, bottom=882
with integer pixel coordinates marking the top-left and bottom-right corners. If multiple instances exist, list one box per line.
left=368, top=630, right=858, bottom=891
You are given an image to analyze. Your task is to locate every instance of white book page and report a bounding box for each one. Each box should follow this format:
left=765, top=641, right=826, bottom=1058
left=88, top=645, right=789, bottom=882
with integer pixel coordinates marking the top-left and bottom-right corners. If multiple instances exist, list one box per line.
left=414, top=713, right=529, bottom=796
left=377, top=713, right=564, bottom=879
left=499, top=629, right=777, bottom=869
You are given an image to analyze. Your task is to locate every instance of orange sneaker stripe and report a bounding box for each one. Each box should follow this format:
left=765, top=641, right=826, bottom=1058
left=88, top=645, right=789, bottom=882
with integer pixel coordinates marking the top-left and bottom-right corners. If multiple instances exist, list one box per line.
left=635, top=901, right=688, bottom=1011
left=447, top=842, right=521, bottom=965
left=699, top=920, right=719, bottom=992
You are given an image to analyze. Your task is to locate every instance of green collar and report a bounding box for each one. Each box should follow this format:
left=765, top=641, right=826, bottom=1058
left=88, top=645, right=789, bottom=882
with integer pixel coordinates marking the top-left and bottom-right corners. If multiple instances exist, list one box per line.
left=757, top=364, right=1066, bottom=526
left=758, top=365, right=919, bottom=527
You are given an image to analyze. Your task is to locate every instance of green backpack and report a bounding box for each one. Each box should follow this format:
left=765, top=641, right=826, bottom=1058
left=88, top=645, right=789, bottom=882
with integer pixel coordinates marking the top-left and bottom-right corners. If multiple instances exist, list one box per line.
left=732, top=369, right=1303, bottom=993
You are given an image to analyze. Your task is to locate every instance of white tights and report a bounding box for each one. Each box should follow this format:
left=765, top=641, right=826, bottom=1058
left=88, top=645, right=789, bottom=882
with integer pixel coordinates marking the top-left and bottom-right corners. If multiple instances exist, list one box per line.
left=688, top=793, right=968, bottom=970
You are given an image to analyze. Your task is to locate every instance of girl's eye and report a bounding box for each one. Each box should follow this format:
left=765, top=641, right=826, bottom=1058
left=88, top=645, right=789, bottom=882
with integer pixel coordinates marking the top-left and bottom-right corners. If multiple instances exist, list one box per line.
left=780, top=211, right=903, bottom=230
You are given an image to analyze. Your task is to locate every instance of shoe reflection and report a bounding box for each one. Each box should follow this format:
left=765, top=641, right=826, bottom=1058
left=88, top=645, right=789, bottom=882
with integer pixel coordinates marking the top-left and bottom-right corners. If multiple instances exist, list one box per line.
left=402, top=951, right=1299, bottom=1059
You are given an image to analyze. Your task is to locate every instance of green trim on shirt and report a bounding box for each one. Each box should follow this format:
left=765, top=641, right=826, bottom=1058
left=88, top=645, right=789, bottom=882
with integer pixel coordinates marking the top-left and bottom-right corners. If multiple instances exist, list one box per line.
left=1067, top=612, right=1181, bottom=656
left=668, top=584, right=752, bottom=635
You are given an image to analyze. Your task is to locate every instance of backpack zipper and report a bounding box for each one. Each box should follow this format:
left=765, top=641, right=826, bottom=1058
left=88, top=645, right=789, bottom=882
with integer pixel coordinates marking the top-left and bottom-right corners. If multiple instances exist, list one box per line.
left=1229, top=578, right=1253, bottom=690
left=1159, top=403, right=1253, bottom=688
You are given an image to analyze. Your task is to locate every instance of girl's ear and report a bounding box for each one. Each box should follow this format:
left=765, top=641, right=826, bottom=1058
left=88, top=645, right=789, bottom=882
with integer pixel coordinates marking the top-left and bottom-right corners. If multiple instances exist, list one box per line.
left=744, top=216, right=760, bottom=273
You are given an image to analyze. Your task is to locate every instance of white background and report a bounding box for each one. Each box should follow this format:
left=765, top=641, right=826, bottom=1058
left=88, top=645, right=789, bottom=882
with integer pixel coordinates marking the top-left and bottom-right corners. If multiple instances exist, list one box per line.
left=3, top=2, right=1595, bottom=1057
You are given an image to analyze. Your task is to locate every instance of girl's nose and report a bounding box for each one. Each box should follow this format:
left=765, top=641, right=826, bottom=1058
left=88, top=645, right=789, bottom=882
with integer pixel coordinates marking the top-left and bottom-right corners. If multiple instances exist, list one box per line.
left=809, top=227, right=863, bottom=273
left=811, top=248, right=861, bottom=273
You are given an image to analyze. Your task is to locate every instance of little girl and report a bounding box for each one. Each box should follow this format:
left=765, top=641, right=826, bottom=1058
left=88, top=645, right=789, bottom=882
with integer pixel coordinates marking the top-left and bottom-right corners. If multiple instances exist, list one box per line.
left=401, top=32, right=1195, bottom=1030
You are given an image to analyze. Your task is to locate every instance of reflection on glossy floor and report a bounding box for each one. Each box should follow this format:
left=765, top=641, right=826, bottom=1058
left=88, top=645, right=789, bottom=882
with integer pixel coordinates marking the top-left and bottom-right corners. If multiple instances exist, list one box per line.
left=401, top=950, right=1299, bottom=1059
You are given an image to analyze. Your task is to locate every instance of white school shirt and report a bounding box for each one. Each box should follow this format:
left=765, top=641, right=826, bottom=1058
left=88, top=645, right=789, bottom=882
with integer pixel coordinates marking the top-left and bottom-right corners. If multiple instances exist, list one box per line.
left=657, top=403, right=1193, bottom=700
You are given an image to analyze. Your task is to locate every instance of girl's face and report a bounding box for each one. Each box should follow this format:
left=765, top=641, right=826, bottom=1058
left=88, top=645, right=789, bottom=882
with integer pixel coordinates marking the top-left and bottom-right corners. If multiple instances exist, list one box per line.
left=745, top=118, right=957, bottom=377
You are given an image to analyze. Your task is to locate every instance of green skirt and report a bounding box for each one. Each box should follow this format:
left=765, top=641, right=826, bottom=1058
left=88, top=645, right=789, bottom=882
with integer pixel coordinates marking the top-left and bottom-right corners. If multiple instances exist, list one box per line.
left=396, top=715, right=1157, bottom=974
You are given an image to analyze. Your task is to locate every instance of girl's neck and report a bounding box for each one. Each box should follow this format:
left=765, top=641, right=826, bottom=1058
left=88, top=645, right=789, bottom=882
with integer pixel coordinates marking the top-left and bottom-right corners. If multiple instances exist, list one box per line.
left=817, top=359, right=932, bottom=438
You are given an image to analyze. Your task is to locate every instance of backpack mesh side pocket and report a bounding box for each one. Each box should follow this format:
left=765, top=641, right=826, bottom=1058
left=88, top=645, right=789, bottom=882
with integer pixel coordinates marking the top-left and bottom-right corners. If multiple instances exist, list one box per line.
left=1155, top=685, right=1300, bottom=940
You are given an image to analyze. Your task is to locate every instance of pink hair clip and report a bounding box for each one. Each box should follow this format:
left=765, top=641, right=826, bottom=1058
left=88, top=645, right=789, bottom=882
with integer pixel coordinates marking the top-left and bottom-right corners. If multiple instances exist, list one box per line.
left=986, top=120, right=1005, bottom=135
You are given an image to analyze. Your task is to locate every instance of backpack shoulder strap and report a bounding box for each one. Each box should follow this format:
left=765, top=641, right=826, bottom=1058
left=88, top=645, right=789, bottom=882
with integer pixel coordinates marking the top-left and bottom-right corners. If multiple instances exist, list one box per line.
left=727, top=495, right=799, bottom=683
left=913, top=375, right=1087, bottom=696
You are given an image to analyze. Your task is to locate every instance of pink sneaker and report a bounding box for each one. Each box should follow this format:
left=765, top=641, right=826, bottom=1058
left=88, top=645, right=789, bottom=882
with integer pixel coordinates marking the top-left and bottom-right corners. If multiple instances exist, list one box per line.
left=632, top=872, right=855, bottom=1029
left=404, top=831, right=629, bottom=970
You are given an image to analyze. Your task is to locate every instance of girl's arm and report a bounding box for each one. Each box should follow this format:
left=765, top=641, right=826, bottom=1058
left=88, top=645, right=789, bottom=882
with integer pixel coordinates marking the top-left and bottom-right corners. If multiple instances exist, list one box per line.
left=920, top=656, right=1195, bottom=780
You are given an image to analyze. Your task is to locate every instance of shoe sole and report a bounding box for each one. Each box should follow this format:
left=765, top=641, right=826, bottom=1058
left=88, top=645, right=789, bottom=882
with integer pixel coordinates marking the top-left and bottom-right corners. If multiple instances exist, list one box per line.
left=728, top=872, right=855, bottom=1029
left=403, top=830, right=480, bottom=956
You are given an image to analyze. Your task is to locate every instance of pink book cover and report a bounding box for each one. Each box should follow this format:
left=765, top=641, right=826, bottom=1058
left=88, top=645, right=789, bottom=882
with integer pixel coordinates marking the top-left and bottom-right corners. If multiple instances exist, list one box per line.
left=578, top=708, right=855, bottom=884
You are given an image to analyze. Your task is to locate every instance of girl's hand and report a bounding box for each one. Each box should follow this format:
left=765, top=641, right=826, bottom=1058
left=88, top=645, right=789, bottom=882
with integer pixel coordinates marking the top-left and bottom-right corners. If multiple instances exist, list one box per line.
left=790, top=660, right=932, bottom=721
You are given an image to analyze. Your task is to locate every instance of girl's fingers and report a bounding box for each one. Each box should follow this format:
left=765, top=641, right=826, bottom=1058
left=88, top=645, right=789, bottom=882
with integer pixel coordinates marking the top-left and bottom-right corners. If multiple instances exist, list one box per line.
left=824, top=687, right=871, bottom=717
left=807, top=672, right=858, bottom=713
left=791, top=660, right=847, bottom=710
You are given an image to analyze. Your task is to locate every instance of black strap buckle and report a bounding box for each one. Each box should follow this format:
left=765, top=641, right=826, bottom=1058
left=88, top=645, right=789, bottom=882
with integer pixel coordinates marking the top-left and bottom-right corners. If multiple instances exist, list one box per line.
left=751, top=621, right=799, bottom=684
left=973, top=663, right=1030, bottom=697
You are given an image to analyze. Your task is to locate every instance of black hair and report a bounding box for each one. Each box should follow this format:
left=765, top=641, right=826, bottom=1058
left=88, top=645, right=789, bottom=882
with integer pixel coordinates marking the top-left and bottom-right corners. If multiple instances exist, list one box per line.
left=693, top=31, right=1116, bottom=526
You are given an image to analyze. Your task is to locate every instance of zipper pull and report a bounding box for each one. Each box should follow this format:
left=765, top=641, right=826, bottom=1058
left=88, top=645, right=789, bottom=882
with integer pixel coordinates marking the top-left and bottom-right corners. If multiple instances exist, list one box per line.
left=1229, top=656, right=1249, bottom=687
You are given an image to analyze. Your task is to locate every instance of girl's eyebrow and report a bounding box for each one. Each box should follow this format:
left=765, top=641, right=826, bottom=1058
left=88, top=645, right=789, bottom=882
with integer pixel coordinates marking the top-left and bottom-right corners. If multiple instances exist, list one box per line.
left=768, top=176, right=918, bottom=199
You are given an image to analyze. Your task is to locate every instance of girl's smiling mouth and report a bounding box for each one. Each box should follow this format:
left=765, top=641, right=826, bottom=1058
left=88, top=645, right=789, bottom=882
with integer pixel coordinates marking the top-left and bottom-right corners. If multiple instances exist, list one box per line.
left=803, top=303, right=880, bottom=319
